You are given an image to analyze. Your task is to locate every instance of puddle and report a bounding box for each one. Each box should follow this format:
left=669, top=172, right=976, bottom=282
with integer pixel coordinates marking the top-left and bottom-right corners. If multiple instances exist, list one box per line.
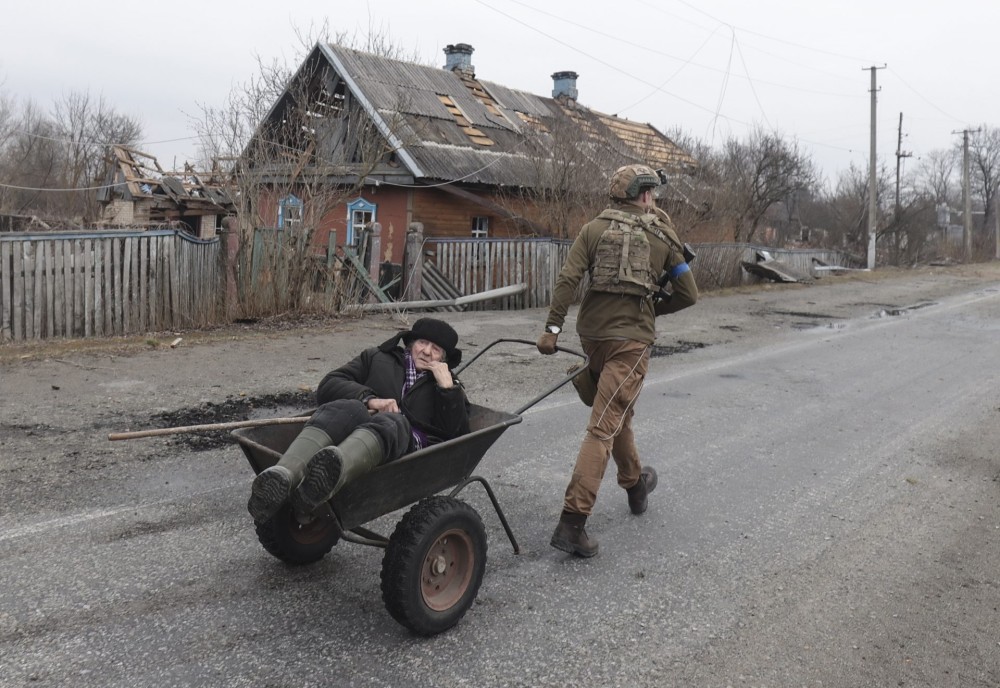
left=650, top=341, right=707, bottom=357
left=872, top=301, right=937, bottom=318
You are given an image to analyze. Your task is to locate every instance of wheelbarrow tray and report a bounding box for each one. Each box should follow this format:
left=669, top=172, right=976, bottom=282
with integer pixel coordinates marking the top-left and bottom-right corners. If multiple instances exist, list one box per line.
left=233, top=403, right=521, bottom=531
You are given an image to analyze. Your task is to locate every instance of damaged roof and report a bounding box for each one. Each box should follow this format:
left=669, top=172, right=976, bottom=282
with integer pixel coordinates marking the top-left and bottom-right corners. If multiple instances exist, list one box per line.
left=270, top=42, right=697, bottom=188
left=98, top=146, right=234, bottom=213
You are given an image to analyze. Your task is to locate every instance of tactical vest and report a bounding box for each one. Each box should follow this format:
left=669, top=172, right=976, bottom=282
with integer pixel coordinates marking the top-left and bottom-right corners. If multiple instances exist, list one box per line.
left=589, top=209, right=659, bottom=297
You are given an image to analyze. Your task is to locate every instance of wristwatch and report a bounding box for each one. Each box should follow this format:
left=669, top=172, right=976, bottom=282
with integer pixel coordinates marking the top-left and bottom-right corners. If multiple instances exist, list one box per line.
left=546, top=325, right=561, bottom=334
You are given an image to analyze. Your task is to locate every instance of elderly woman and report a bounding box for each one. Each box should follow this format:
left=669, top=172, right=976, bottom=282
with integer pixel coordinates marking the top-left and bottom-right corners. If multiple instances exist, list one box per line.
left=248, top=317, right=470, bottom=523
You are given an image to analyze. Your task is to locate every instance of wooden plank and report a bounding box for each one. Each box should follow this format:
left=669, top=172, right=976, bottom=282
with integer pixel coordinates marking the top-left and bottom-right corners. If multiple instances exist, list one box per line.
left=33, top=240, right=44, bottom=337
left=158, top=235, right=166, bottom=326
left=25, top=242, right=36, bottom=339
left=138, top=237, right=147, bottom=332
left=341, top=248, right=391, bottom=303
left=12, top=242, right=23, bottom=341
left=52, top=240, right=66, bottom=336
left=44, top=241, right=55, bottom=337
left=93, top=239, right=103, bottom=337
left=62, top=240, right=72, bottom=336
left=102, top=238, right=112, bottom=335
left=171, top=234, right=181, bottom=327
left=0, top=241, right=10, bottom=341
left=134, top=234, right=142, bottom=331
left=122, top=236, right=132, bottom=333
left=84, top=238, right=93, bottom=337
left=73, top=239, right=85, bottom=337
left=144, top=236, right=154, bottom=331
left=111, top=237, right=121, bottom=335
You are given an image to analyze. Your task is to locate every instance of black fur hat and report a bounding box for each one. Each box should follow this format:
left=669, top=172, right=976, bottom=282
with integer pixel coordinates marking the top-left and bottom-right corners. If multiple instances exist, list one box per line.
left=401, top=318, right=462, bottom=367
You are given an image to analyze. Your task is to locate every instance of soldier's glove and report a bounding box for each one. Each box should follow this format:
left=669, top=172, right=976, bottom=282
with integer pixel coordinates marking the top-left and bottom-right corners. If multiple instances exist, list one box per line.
left=536, top=332, right=558, bottom=355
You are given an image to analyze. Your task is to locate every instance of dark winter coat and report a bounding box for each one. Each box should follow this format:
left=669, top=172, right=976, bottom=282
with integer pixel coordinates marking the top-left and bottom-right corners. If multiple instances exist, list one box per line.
left=315, top=333, right=470, bottom=445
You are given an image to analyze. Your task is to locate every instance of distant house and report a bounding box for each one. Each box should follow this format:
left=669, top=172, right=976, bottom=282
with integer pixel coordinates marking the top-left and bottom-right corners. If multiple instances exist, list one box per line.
left=244, top=42, right=696, bottom=265
left=97, top=146, right=234, bottom=239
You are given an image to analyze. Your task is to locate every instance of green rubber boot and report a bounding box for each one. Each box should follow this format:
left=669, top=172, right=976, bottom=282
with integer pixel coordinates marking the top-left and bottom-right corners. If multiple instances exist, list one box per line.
left=295, top=427, right=383, bottom=511
left=247, top=425, right=332, bottom=523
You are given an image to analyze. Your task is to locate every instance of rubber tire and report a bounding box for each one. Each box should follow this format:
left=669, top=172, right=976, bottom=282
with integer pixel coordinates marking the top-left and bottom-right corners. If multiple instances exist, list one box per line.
left=254, top=502, right=340, bottom=565
left=380, top=496, right=487, bottom=636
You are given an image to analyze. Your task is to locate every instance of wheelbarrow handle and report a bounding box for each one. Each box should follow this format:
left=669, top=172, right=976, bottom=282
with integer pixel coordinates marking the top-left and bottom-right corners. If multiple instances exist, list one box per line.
left=453, top=338, right=589, bottom=416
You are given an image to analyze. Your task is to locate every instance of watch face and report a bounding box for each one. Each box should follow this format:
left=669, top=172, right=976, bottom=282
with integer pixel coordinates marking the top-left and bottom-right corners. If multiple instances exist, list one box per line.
left=547, top=325, right=561, bottom=334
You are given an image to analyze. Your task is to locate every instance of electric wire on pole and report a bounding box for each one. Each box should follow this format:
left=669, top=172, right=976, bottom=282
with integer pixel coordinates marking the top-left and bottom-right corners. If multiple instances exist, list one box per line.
left=864, top=64, right=886, bottom=270
left=895, top=112, right=911, bottom=223
left=952, top=127, right=982, bottom=261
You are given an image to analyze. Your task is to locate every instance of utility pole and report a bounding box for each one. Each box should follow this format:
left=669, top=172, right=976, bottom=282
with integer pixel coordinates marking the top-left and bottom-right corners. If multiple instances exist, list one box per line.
left=864, top=65, right=886, bottom=270
left=953, top=127, right=982, bottom=261
left=894, top=112, right=911, bottom=221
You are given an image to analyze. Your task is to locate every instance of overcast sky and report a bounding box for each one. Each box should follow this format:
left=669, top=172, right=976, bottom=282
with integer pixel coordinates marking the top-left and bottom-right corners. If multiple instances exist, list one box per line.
left=4, top=0, right=998, bottom=186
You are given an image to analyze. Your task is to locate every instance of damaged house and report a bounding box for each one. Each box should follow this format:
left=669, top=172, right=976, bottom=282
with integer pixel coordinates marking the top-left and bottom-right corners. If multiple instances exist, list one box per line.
left=97, top=146, right=235, bottom=239
left=240, top=41, right=696, bottom=266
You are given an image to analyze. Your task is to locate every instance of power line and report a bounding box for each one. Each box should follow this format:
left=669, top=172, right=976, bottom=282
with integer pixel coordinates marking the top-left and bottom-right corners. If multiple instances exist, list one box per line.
left=9, top=128, right=200, bottom=149
left=0, top=180, right=127, bottom=192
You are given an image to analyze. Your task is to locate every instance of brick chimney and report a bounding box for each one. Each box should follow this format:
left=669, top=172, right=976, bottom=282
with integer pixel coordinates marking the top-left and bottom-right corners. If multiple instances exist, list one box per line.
left=551, top=71, right=579, bottom=101
left=443, top=43, right=475, bottom=77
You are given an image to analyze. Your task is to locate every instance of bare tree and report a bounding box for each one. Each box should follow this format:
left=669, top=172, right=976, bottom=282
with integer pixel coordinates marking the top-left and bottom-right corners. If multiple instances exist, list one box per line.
left=52, top=90, right=143, bottom=221
left=191, top=27, right=427, bottom=318
left=0, top=85, right=141, bottom=222
left=915, top=148, right=958, bottom=206
left=654, top=127, right=717, bottom=239
left=719, top=126, right=817, bottom=243
left=0, top=99, right=61, bottom=217
left=967, top=125, right=1000, bottom=250
left=498, top=110, right=620, bottom=238
left=821, top=161, right=892, bottom=255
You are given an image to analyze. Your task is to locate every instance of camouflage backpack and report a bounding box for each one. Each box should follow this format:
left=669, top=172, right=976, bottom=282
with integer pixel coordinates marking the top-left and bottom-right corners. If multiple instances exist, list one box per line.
left=589, top=209, right=659, bottom=297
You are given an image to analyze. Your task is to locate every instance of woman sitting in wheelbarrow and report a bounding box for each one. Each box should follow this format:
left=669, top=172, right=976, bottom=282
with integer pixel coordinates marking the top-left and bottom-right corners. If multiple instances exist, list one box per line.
left=248, top=317, right=470, bottom=524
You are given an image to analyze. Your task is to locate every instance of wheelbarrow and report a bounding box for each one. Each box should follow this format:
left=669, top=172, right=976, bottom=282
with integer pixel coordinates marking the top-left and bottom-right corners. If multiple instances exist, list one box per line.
left=231, top=338, right=586, bottom=636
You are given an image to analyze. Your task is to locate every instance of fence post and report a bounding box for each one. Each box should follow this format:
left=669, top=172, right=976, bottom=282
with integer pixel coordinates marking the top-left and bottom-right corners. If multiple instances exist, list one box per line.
left=404, top=223, right=424, bottom=302
left=368, top=222, right=382, bottom=287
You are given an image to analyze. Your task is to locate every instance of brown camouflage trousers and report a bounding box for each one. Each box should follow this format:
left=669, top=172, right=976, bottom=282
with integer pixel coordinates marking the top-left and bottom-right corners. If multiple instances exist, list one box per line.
left=562, top=337, right=649, bottom=515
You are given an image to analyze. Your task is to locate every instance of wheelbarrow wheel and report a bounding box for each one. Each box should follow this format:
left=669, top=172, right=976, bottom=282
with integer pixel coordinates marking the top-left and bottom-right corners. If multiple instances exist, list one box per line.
left=380, top=495, right=487, bottom=636
left=255, top=503, right=339, bottom=565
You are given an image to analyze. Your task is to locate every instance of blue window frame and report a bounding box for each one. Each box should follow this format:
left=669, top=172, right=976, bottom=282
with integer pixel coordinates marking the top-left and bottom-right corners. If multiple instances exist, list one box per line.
left=278, top=194, right=303, bottom=229
left=346, top=198, right=377, bottom=246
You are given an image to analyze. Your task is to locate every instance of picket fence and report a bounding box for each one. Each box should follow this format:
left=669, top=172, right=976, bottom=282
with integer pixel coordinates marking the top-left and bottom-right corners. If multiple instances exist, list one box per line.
left=426, top=236, right=574, bottom=310
left=1, top=228, right=862, bottom=342
left=0, top=229, right=221, bottom=342
left=426, top=237, right=863, bottom=311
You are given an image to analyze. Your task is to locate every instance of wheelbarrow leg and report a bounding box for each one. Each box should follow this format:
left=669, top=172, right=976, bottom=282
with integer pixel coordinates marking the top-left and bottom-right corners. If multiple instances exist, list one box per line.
left=450, top=476, right=520, bottom=555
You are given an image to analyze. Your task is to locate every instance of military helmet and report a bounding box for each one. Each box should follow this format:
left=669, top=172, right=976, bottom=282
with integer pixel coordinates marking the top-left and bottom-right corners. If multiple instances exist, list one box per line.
left=609, top=164, right=660, bottom=200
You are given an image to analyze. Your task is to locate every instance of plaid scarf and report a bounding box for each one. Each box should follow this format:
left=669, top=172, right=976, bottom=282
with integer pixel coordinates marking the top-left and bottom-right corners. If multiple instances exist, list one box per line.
left=402, top=350, right=430, bottom=450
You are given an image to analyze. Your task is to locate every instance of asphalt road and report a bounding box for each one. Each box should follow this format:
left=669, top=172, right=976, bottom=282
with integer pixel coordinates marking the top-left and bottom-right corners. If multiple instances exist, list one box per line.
left=2, top=282, right=999, bottom=687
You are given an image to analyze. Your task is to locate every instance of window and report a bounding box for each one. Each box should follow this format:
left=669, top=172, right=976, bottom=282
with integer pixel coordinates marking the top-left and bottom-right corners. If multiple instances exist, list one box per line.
left=346, top=198, right=377, bottom=246
left=471, top=216, right=490, bottom=238
left=278, top=194, right=303, bottom=229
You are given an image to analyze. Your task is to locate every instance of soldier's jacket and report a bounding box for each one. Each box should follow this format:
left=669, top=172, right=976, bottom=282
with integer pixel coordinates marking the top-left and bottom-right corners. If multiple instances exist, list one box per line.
left=544, top=203, right=698, bottom=345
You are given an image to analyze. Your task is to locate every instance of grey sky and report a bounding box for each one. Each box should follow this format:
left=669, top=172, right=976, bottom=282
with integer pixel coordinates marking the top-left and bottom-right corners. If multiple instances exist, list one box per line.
left=4, top=0, right=996, bottom=184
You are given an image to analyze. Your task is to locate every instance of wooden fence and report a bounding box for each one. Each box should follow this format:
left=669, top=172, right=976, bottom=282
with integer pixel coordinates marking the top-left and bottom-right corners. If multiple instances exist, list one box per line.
left=1, top=229, right=221, bottom=342
left=1, top=228, right=864, bottom=342
left=426, top=237, right=574, bottom=310
left=426, top=237, right=863, bottom=310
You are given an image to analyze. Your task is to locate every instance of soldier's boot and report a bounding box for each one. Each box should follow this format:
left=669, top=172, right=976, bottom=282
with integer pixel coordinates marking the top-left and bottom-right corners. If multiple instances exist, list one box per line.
left=294, top=427, right=383, bottom=511
left=626, top=466, right=658, bottom=515
left=550, top=510, right=599, bottom=558
left=248, top=425, right=332, bottom=523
